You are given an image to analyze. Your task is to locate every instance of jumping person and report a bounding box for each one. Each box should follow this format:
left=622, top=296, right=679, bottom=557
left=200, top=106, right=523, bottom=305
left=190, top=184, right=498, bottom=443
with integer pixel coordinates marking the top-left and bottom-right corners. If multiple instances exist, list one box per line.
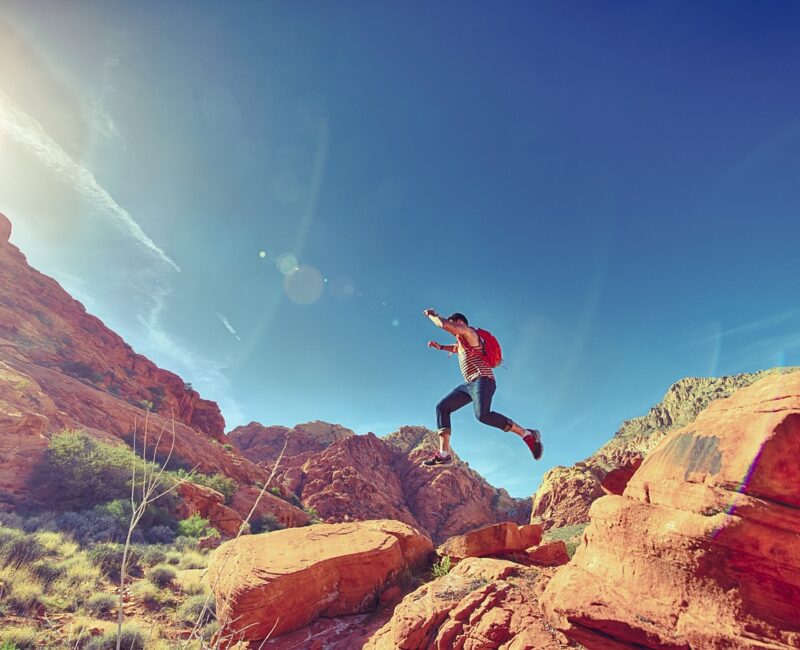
left=422, top=308, right=543, bottom=466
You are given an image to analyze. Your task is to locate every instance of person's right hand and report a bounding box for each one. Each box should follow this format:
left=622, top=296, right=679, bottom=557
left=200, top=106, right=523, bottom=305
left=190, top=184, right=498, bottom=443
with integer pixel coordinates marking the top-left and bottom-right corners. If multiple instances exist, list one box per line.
left=427, top=341, right=441, bottom=350
left=423, top=308, right=436, bottom=317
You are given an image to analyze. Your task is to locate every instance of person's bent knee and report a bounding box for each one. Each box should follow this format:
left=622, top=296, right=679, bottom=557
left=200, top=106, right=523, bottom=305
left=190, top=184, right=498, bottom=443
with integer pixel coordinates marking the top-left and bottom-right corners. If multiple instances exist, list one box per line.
left=437, top=427, right=451, bottom=437
left=477, top=411, right=493, bottom=425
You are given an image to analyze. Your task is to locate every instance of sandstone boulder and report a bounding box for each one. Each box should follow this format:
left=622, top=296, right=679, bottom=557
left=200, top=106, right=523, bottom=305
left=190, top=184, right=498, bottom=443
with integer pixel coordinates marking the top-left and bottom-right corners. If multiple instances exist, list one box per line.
left=437, top=522, right=543, bottom=562
left=208, top=519, right=433, bottom=644
left=543, top=370, right=800, bottom=649
left=365, top=557, right=571, bottom=649
left=526, top=541, right=569, bottom=567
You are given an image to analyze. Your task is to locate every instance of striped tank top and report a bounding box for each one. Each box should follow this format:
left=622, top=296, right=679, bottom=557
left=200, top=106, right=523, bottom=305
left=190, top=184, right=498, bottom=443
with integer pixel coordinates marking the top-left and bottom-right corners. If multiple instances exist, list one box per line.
left=457, top=333, right=495, bottom=382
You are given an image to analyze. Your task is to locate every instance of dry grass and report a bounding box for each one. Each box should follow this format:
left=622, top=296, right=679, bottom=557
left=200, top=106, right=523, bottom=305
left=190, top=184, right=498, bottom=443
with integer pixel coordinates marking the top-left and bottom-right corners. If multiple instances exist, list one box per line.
left=0, top=623, right=39, bottom=649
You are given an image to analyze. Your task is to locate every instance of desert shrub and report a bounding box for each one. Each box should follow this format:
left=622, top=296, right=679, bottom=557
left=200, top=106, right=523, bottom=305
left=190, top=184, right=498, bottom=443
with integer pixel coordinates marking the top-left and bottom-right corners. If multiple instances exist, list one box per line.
left=55, top=508, right=131, bottom=545
left=146, top=564, right=176, bottom=588
left=0, top=529, right=46, bottom=567
left=175, top=573, right=207, bottom=596
left=0, top=513, right=24, bottom=530
left=94, top=499, right=177, bottom=541
left=250, top=514, right=285, bottom=534
left=172, top=535, right=199, bottom=552
left=60, top=361, right=104, bottom=384
left=178, top=550, right=208, bottom=570
left=165, top=550, right=182, bottom=565
left=146, top=385, right=166, bottom=411
left=139, top=545, right=168, bottom=567
left=130, top=580, right=175, bottom=610
left=34, top=530, right=78, bottom=557
left=176, top=594, right=215, bottom=626
left=85, top=624, right=145, bottom=650
left=176, top=514, right=217, bottom=539
left=0, top=624, right=38, bottom=649
left=36, top=430, right=169, bottom=510
left=0, top=570, right=44, bottom=615
left=542, top=522, right=588, bottom=559
left=86, top=592, right=117, bottom=616
left=432, top=555, right=452, bottom=578
left=144, top=525, right=176, bottom=545
left=172, top=469, right=236, bottom=504
left=88, top=543, right=143, bottom=581
left=30, top=558, right=65, bottom=585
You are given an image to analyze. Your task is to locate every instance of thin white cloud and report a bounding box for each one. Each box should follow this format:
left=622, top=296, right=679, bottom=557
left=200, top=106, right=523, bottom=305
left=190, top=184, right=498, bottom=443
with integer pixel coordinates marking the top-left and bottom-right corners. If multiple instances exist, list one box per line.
left=693, top=308, right=800, bottom=344
left=0, top=88, right=178, bottom=271
left=216, top=312, right=241, bottom=342
left=139, top=288, right=245, bottom=428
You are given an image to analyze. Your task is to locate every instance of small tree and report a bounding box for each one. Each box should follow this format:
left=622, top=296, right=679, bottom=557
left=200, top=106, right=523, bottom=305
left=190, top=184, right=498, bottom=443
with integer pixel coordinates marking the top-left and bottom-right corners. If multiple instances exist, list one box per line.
left=115, top=412, right=178, bottom=650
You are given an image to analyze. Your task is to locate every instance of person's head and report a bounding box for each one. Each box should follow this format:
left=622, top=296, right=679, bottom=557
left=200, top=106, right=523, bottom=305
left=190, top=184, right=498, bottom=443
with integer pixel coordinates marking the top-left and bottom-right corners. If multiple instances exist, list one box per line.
left=448, top=312, right=469, bottom=325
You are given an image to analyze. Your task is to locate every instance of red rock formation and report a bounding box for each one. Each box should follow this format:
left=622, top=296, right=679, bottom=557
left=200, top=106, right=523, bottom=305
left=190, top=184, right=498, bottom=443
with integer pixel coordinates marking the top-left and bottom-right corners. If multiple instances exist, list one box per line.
left=365, top=557, right=571, bottom=649
left=175, top=481, right=246, bottom=538
left=532, top=368, right=798, bottom=530
left=0, top=213, right=225, bottom=438
left=232, top=423, right=532, bottom=544
left=600, top=455, right=643, bottom=495
left=0, top=212, right=267, bottom=508
left=229, top=420, right=354, bottom=463
left=437, top=522, right=543, bottom=562
left=208, top=519, right=434, bottom=645
left=543, top=370, right=800, bottom=649
left=230, top=486, right=309, bottom=529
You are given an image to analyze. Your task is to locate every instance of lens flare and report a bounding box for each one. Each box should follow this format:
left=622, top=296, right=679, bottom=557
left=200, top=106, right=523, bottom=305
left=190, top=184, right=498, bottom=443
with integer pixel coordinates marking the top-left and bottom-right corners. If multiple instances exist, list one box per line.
left=284, top=264, right=323, bottom=305
left=276, top=253, right=299, bottom=276
left=259, top=251, right=266, bottom=259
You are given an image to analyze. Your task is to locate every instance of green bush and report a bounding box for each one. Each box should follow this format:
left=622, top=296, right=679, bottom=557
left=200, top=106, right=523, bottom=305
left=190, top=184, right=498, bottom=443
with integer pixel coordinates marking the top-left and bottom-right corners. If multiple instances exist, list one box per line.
left=176, top=594, right=215, bottom=626
left=145, top=564, right=176, bottom=588
left=86, top=592, right=117, bottom=616
left=176, top=514, right=217, bottom=539
left=0, top=529, right=46, bottom=567
left=172, top=469, right=236, bottom=504
left=250, top=514, right=285, bottom=534
left=139, top=545, right=168, bottom=567
left=85, top=624, right=145, bottom=650
left=431, top=555, right=452, bottom=578
left=30, top=558, right=65, bottom=585
left=0, top=624, right=38, bottom=649
left=88, top=543, right=143, bottom=581
left=36, top=430, right=171, bottom=510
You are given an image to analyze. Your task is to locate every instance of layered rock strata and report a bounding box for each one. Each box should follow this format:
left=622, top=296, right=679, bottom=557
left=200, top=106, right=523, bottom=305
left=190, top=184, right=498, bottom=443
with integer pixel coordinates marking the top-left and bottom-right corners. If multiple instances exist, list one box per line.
left=543, top=370, right=800, bottom=649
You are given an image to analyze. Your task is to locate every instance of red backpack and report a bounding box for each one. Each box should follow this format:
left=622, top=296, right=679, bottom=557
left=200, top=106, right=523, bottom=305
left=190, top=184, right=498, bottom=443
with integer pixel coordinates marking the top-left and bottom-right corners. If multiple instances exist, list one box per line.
left=475, top=328, right=503, bottom=368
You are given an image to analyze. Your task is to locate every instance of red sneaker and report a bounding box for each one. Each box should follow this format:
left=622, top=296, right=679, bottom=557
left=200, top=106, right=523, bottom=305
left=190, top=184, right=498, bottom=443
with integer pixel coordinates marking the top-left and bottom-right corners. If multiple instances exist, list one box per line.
left=523, top=429, right=543, bottom=460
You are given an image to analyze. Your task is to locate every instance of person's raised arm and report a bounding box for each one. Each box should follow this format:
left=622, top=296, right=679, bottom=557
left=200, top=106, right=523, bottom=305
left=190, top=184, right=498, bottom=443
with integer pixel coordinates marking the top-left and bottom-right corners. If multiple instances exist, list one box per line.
left=422, top=308, right=470, bottom=336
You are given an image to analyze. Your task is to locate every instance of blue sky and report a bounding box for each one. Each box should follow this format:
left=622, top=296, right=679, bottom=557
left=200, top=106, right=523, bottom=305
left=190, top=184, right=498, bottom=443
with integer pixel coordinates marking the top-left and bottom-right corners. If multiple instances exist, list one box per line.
left=1, top=2, right=799, bottom=497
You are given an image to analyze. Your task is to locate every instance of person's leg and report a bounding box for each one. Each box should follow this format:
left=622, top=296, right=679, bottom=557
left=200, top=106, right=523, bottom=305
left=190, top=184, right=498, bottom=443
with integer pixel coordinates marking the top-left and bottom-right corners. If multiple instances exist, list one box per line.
left=435, top=385, right=472, bottom=456
left=471, top=378, right=543, bottom=459
left=471, top=378, right=512, bottom=431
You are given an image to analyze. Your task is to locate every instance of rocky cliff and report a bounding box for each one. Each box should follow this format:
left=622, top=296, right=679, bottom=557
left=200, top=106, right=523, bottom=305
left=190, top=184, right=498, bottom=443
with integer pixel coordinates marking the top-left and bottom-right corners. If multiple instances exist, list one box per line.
left=0, top=212, right=266, bottom=509
left=230, top=423, right=532, bottom=543
left=543, top=369, right=800, bottom=648
left=532, top=368, right=799, bottom=530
